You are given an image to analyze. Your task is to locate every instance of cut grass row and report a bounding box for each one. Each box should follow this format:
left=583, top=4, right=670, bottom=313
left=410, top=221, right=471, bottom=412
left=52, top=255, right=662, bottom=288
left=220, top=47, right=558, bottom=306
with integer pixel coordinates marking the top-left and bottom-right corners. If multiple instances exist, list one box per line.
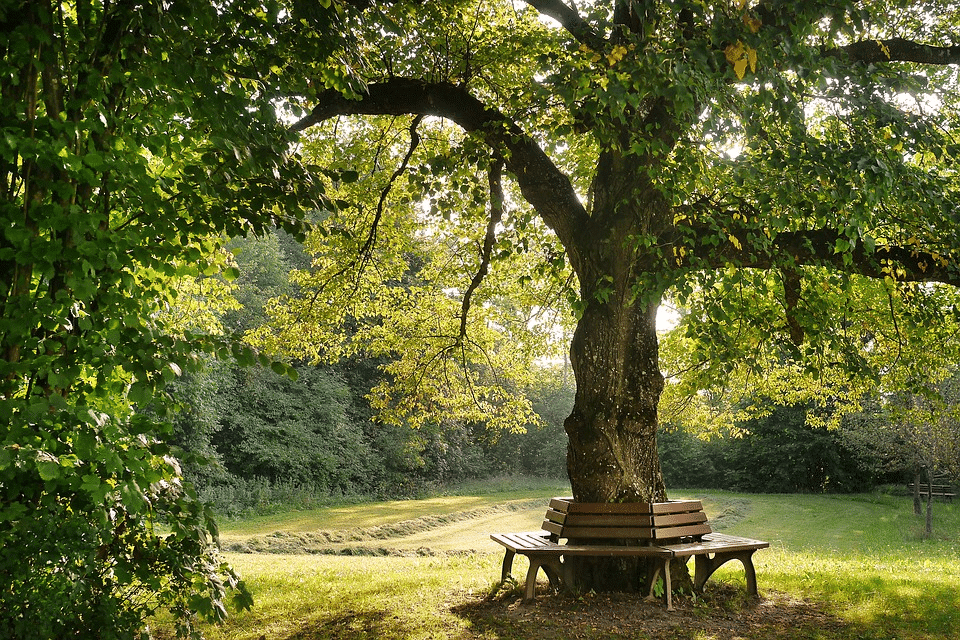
left=155, top=484, right=960, bottom=640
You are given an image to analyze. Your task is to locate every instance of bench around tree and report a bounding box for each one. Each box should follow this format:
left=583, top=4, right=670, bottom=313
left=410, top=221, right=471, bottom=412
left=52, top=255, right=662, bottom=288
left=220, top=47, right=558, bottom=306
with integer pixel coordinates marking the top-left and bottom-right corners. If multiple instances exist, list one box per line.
left=490, top=498, right=769, bottom=610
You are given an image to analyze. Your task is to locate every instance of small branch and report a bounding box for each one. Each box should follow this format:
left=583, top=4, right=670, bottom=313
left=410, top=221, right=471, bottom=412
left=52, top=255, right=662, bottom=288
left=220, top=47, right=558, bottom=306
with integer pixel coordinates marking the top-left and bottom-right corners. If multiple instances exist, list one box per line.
left=459, top=159, right=504, bottom=340
left=359, top=114, right=423, bottom=267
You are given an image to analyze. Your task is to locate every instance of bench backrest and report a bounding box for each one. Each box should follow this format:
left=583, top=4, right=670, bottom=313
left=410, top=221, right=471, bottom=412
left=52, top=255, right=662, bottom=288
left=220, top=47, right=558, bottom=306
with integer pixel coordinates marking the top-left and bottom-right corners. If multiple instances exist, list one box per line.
left=542, top=497, right=711, bottom=543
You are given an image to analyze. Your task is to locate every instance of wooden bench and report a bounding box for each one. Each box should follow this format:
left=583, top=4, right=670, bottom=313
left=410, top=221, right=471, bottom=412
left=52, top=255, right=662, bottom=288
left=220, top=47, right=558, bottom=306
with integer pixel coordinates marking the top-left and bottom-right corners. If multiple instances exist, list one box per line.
left=907, top=483, right=955, bottom=501
left=491, top=497, right=768, bottom=610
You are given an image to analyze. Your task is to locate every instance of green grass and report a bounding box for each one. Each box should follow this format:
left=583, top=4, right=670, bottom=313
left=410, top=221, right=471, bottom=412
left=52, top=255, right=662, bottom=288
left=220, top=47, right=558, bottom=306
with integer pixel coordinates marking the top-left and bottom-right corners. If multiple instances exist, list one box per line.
left=154, top=483, right=960, bottom=640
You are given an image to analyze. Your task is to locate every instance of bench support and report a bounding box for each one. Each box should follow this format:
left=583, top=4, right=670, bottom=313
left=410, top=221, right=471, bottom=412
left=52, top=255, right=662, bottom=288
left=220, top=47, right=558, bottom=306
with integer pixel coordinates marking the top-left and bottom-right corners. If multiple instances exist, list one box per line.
left=644, top=557, right=675, bottom=610
left=491, top=499, right=767, bottom=609
left=523, top=555, right=563, bottom=601
left=693, top=550, right=760, bottom=597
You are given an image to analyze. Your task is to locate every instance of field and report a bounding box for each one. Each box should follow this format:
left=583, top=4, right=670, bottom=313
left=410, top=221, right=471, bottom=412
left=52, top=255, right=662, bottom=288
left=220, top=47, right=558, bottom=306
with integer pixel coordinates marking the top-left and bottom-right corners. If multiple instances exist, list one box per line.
left=155, top=480, right=960, bottom=639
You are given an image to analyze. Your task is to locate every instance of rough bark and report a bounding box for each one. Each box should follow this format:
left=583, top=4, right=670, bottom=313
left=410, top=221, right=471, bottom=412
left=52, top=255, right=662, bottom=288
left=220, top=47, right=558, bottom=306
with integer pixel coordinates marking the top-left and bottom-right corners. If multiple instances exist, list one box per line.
left=561, top=293, right=680, bottom=594
left=565, top=297, right=666, bottom=503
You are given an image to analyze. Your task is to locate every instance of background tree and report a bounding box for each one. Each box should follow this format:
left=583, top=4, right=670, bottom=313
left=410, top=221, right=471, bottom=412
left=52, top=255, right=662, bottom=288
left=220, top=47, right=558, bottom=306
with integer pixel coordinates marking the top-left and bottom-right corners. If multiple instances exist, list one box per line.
left=271, top=0, right=960, bottom=592
left=0, top=1, right=327, bottom=636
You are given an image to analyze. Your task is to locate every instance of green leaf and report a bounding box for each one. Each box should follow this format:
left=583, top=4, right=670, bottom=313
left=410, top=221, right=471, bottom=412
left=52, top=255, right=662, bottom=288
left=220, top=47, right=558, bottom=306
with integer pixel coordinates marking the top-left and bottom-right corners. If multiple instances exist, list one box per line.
left=37, top=460, right=60, bottom=481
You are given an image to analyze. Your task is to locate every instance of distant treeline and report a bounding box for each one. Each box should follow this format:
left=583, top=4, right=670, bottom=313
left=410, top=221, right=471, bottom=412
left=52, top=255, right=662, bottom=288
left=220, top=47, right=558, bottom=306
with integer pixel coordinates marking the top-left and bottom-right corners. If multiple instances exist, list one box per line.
left=169, top=357, right=910, bottom=516
left=169, top=359, right=572, bottom=515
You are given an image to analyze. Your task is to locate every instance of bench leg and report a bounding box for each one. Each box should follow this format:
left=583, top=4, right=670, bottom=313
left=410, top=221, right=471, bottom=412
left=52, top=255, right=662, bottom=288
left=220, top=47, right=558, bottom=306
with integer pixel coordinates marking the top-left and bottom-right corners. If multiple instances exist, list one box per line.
left=500, top=549, right=516, bottom=583
left=644, top=558, right=674, bottom=611
left=663, top=558, right=673, bottom=611
left=694, top=550, right=759, bottom=597
left=523, top=555, right=563, bottom=602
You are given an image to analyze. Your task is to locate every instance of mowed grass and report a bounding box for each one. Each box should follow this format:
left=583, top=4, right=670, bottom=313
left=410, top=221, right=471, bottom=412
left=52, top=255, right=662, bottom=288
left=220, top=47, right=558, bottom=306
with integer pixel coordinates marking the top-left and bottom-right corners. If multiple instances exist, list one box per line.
left=156, top=484, right=960, bottom=640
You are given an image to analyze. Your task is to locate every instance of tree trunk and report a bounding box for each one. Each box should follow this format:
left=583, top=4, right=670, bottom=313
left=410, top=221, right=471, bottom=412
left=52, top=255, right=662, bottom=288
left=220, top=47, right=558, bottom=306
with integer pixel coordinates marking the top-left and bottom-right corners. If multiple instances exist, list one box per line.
left=913, top=470, right=922, bottom=515
left=561, top=279, right=680, bottom=593
left=565, top=298, right=666, bottom=503
left=557, top=154, right=685, bottom=594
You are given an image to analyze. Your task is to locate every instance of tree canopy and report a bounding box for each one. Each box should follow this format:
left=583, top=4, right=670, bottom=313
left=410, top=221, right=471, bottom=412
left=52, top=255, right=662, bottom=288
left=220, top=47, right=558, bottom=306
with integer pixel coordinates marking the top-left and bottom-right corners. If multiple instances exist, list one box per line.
left=0, top=1, right=324, bottom=635
left=273, top=0, right=960, bottom=504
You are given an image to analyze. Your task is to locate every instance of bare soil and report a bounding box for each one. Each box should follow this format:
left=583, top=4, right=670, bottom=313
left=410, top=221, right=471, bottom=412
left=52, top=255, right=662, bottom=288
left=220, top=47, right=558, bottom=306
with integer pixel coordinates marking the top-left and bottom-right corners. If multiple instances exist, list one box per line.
left=454, top=585, right=853, bottom=640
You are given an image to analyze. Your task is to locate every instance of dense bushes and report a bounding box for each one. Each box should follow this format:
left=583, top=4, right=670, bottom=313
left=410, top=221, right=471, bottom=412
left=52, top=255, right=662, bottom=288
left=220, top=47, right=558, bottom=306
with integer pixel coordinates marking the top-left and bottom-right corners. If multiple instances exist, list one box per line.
left=659, top=403, right=880, bottom=493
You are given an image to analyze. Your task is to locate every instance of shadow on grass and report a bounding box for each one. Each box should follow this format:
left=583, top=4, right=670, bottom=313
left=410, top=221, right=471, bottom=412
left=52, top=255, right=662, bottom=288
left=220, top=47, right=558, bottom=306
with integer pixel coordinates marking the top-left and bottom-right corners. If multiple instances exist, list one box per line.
left=452, top=584, right=866, bottom=640
left=270, top=608, right=415, bottom=640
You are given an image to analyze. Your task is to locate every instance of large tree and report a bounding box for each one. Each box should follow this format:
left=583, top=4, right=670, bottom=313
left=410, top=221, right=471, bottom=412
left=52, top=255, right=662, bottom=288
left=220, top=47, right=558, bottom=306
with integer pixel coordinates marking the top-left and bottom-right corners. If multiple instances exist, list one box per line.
left=284, top=0, right=960, bottom=506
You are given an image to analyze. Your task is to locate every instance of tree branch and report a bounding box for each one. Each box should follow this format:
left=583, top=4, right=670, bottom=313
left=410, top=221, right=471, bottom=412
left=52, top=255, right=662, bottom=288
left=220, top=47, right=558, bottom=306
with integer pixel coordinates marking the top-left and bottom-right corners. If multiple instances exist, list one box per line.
left=363, top=114, right=423, bottom=265
left=524, top=0, right=607, bottom=51
left=829, top=37, right=960, bottom=65
left=292, top=77, right=591, bottom=271
left=751, top=1, right=960, bottom=68
left=459, top=159, right=504, bottom=341
left=685, top=224, right=960, bottom=287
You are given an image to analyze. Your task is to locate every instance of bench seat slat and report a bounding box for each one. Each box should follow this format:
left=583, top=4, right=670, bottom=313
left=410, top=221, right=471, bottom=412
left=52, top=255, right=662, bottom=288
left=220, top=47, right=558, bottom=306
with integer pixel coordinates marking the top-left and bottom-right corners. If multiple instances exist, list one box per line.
left=556, top=543, right=673, bottom=558
left=490, top=532, right=556, bottom=552
left=661, top=532, right=769, bottom=557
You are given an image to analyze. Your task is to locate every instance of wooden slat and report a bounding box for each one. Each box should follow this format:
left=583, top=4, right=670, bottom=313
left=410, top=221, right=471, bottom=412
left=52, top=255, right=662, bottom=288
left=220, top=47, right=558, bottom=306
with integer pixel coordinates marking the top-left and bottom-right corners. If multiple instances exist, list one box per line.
left=650, top=500, right=703, bottom=514
left=563, top=513, right=654, bottom=527
left=650, top=523, right=712, bottom=540
left=490, top=532, right=555, bottom=552
left=557, top=543, right=673, bottom=558
left=661, top=532, right=769, bottom=557
left=541, top=520, right=564, bottom=537
left=551, top=498, right=653, bottom=515
left=543, top=508, right=567, bottom=526
left=651, top=511, right=708, bottom=527
left=560, top=525, right=655, bottom=539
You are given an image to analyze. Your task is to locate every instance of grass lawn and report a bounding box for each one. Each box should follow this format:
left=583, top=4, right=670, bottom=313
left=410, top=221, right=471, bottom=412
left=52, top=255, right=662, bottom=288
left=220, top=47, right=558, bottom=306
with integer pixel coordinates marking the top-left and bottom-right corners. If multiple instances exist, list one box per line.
left=154, top=482, right=960, bottom=640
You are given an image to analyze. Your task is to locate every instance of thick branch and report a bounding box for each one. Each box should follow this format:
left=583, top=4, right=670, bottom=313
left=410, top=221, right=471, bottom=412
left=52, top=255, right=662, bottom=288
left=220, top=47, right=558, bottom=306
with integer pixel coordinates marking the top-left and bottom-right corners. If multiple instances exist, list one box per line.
left=752, top=1, right=960, bottom=67
left=687, top=224, right=960, bottom=287
left=524, top=0, right=607, bottom=51
left=830, top=37, right=960, bottom=65
left=292, top=78, right=591, bottom=271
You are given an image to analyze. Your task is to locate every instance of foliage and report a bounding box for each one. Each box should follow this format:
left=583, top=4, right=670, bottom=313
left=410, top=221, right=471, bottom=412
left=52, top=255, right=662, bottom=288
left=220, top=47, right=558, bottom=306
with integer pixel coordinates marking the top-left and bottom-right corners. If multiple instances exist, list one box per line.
left=249, top=114, right=573, bottom=433
left=659, top=403, right=878, bottom=493
left=215, top=364, right=370, bottom=489
left=259, top=0, right=960, bottom=506
left=0, top=1, right=326, bottom=635
left=169, top=356, right=572, bottom=515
